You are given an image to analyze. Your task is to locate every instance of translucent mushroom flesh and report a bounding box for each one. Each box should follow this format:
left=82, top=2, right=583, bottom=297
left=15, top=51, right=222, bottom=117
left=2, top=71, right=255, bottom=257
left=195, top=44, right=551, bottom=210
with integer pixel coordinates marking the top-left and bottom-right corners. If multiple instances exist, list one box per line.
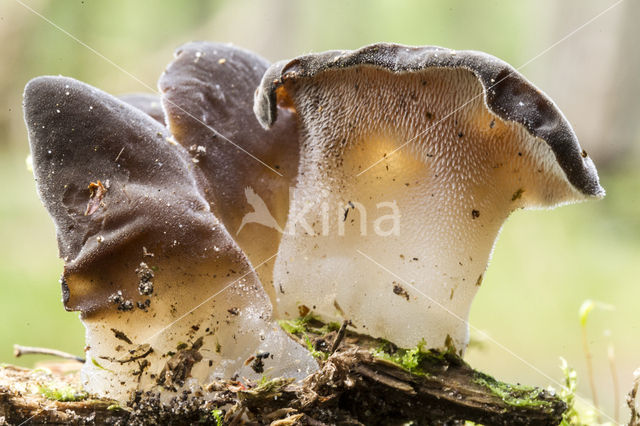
left=23, top=76, right=316, bottom=402
left=255, top=43, right=604, bottom=352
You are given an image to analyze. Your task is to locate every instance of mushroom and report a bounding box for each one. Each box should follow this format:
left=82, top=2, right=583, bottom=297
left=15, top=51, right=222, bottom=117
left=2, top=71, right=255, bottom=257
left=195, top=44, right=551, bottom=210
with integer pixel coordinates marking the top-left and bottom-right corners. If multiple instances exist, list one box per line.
left=118, top=93, right=166, bottom=124
left=159, top=42, right=299, bottom=304
left=254, top=43, right=604, bottom=352
left=23, top=76, right=316, bottom=402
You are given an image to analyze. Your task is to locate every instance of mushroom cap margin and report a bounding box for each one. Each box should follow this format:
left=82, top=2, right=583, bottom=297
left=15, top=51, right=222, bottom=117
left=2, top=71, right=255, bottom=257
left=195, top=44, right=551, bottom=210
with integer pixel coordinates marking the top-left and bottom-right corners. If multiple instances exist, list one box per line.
left=254, top=42, right=604, bottom=199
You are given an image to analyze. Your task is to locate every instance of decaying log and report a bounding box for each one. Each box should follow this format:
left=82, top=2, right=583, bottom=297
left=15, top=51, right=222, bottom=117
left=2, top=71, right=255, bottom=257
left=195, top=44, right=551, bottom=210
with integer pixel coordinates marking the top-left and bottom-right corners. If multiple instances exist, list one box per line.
left=0, top=365, right=125, bottom=425
left=0, top=320, right=567, bottom=425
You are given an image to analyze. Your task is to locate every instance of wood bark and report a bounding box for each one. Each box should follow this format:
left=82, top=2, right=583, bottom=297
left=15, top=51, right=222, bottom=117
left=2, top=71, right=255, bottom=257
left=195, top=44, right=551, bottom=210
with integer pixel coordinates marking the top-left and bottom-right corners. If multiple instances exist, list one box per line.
left=0, top=326, right=567, bottom=425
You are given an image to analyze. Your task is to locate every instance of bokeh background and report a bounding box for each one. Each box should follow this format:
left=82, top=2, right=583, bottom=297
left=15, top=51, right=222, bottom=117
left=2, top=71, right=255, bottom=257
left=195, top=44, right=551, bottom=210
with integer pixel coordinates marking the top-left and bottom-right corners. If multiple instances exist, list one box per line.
left=0, top=0, right=638, bottom=422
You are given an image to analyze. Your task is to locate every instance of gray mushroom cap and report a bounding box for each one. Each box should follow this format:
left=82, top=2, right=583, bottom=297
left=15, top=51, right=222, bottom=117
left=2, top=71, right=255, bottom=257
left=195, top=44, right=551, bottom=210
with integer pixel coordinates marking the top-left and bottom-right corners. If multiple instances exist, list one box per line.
left=159, top=42, right=300, bottom=302
left=23, top=76, right=319, bottom=400
left=255, top=43, right=604, bottom=198
left=23, top=76, right=234, bottom=312
left=118, top=93, right=165, bottom=124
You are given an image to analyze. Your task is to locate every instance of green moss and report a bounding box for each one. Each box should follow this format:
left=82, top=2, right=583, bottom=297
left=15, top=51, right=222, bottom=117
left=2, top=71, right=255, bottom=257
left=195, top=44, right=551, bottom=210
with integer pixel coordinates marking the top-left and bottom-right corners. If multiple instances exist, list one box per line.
left=279, top=314, right=332, bottom=360
left=372, top=337, right=470, bottom=378
left=238, top=377, right=295, bottom=405
left=211, top=409, right=223, bottom=426
left=372, top=339, right=436, bottom=376
left=38, top=383, right=88, bottom=402
left=558, top=357, right=583, bottom=425
left=252, top=377, right=295, bottom=394
left=278, top=314, right=314, bottom=334
left=278, top=313, right=341, bottom=335
left=473, top=372, right=552, bottom=409
left=317, top=321, right=342, bottom=334
left=303, top=334, right=328, bottom=360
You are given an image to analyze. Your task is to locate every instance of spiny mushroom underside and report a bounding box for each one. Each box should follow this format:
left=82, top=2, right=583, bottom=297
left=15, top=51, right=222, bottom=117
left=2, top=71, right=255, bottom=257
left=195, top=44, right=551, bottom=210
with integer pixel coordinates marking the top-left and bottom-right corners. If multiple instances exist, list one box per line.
left=257, top=44, right=604, bottom=352
left=24, top=76, right=316, bottom=402
left=159, top=42, right=300, bottom=304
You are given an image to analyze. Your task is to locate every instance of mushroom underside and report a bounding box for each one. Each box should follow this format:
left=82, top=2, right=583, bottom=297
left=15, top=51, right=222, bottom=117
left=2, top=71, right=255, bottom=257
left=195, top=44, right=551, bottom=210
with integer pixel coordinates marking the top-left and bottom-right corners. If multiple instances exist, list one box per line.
left=260, top=55, right=602, bottom=351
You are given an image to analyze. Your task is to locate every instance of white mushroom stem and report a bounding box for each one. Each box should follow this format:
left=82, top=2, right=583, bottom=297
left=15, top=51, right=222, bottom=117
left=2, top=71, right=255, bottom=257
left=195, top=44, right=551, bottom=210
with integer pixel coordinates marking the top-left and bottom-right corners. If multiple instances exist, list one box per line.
left=79, top=255, right=314, bottom=402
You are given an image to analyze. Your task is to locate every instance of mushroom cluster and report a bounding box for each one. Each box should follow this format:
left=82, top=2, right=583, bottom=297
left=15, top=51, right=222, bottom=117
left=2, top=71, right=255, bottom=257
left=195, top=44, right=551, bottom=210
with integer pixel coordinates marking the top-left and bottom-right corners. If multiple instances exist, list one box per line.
left=23, top=43, right=313, bottom=402
left=24, top=42, right=603, bottom=401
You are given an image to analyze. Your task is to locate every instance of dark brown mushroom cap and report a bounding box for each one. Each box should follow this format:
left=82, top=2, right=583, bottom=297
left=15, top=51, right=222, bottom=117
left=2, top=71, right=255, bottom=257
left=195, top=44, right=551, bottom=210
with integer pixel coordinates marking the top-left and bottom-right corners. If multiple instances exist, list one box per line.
left=118, top=93, right=165, bottom=124
left=255, top=43, right=603, bottom=198
left=159, top=42, right=300, bottom=301
left=159, top=41, right=299, bottom=216
left=24, top=76, right=236, bottom=311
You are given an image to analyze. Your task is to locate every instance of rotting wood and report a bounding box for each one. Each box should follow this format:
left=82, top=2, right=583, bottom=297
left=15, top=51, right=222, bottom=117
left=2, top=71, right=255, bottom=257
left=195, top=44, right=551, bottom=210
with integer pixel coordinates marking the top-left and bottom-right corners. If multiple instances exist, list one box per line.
left=0, top=321, right=567, bottom=425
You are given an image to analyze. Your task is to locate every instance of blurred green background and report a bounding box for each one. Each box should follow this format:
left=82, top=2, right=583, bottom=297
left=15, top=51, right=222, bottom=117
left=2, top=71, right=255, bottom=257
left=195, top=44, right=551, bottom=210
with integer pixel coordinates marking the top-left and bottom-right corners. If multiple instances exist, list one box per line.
left=0, top=0, right=638, bottom=422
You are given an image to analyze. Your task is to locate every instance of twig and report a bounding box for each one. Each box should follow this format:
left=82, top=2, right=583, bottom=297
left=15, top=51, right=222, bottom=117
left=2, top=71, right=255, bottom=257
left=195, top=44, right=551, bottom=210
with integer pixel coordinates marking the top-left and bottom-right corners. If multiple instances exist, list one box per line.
left=13, top=344, right=85, bottom=363
left=329, top=320, right=351, bottom=354
left=114, top=146, right=125, bottom=162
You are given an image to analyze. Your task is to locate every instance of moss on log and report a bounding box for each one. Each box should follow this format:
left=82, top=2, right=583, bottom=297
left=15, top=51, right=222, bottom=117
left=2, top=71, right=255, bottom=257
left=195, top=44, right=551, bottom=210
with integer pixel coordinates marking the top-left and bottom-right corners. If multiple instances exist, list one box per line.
left=0, top=319, right=567, bottom=425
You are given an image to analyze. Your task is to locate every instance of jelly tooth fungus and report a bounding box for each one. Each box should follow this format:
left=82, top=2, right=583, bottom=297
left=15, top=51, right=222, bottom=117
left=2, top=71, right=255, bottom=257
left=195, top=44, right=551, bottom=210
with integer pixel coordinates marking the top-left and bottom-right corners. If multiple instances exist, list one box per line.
left=255, top=43, right=604, bottom=353
left=23, top=41, right=604, bottom=401
left=158, top=42, right=300, bottom=305
left=23, top=75, right=316, bottom=402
